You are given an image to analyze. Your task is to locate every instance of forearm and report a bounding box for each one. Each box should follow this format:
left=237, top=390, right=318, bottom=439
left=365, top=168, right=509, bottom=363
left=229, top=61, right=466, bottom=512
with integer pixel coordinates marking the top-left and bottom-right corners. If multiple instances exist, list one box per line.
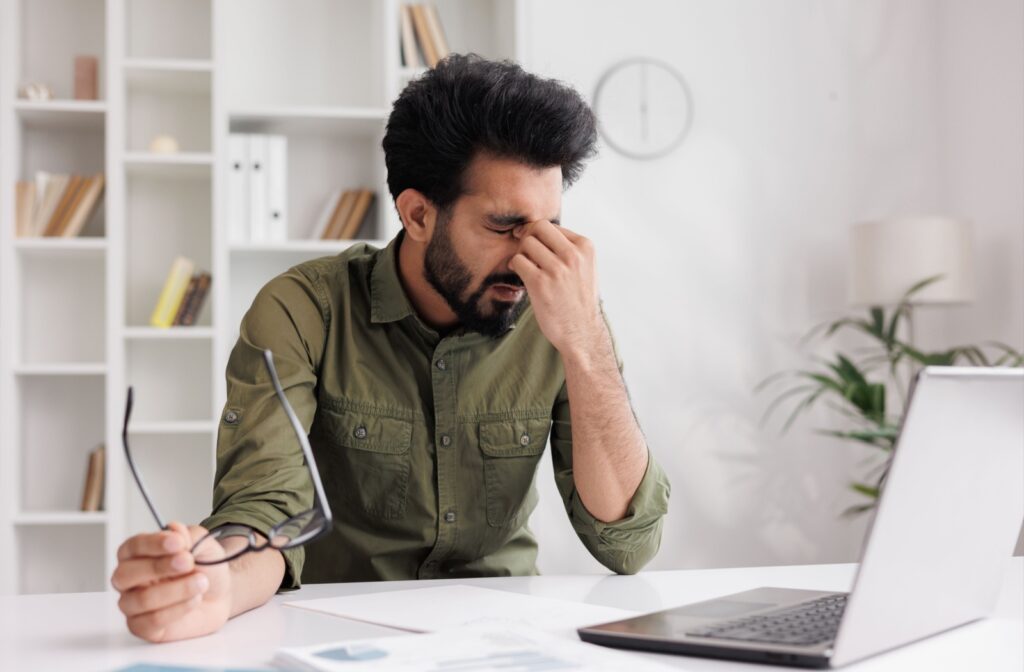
left=562, top=326, right=649, bottom=522
left=220, top=535, right=286, bottom=618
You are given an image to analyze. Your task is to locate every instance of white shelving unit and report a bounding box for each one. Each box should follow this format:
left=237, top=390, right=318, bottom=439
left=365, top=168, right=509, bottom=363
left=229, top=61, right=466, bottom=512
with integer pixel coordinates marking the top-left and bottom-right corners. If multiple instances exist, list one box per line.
left=1, top=0, right=524, bottom=595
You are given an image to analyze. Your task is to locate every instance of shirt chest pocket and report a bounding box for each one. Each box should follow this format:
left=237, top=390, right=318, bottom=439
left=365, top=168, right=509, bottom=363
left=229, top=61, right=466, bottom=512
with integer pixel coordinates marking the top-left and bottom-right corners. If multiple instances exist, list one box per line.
left=479, top=417, right=550, bottom=527
left=313, top=406, right=413, bottom=520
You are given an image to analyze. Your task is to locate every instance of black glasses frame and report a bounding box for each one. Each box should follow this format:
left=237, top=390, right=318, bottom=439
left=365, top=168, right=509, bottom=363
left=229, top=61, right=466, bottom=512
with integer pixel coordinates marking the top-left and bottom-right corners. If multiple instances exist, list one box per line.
left=122, top=349, right=333, bottom=565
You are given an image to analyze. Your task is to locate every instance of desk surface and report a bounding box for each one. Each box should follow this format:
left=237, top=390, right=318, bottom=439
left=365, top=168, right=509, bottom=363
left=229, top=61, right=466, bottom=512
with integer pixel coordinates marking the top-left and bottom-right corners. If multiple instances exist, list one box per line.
left=2, top=559, right=1021, bottom=671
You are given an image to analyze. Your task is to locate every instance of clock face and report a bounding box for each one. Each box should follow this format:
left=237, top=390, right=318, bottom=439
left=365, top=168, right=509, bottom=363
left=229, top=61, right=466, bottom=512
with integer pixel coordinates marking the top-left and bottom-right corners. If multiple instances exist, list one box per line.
left=593, top=58, right=694, bottom=160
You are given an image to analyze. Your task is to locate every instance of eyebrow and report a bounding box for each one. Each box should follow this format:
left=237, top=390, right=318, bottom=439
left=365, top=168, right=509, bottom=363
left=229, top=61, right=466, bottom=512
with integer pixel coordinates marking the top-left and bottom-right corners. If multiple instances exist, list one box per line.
left=486, top=213, right=561, bottom=227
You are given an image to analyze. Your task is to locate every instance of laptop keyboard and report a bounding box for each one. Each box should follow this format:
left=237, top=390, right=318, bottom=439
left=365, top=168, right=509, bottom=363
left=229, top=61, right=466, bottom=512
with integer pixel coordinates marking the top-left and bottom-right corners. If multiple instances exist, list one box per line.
left=686, top=594, right=847, bottom=646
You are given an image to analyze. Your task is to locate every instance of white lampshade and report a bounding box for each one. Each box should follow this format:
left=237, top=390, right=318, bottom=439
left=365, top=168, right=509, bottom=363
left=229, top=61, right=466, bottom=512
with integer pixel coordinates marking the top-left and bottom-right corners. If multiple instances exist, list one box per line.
left=848, top=216, right=975, bottom=306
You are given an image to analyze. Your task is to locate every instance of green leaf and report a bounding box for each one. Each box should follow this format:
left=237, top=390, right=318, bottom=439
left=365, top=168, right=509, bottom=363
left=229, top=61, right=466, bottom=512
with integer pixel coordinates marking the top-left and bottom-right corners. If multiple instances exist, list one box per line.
left=759, top=384, right=818, bottom=428
left=850, top=482, right=880, bottom=499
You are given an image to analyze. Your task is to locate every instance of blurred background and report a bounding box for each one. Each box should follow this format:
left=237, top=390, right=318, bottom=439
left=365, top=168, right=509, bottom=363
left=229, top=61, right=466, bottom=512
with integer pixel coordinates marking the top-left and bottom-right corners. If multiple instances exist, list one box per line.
left=0, top=0, right=1020, bottom=594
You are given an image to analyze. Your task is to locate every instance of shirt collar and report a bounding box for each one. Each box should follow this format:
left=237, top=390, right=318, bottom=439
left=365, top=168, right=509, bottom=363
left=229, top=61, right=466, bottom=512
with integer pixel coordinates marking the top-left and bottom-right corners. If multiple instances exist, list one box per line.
left=370, top=231, right=416, bottom=324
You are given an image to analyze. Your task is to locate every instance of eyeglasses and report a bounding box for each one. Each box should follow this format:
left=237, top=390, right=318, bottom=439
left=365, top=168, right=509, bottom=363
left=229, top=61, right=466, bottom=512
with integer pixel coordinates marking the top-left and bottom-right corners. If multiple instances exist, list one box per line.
left=122, top=349, right=333, bottom=565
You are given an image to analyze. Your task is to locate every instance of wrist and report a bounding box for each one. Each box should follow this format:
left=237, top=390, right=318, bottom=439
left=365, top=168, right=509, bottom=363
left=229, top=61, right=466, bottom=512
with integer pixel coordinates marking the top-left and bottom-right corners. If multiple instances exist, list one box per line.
left=560, top=321, right=614, bottom=372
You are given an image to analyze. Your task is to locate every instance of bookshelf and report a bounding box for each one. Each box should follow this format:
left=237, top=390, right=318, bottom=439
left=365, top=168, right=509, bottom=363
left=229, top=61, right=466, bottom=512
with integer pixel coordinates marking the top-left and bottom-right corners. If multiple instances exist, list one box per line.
left=0, top=0, right=523, bottom=595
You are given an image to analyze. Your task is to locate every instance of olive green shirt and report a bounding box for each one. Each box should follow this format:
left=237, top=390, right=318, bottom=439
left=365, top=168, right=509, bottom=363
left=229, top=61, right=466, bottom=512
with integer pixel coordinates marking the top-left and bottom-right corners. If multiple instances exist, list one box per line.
left=201, top=233, right=670, bottom=589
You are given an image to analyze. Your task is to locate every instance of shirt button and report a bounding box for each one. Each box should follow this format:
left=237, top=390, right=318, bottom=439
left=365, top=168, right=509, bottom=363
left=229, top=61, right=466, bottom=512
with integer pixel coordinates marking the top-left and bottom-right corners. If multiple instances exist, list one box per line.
left=224, top=410, right=239, bottom=424
left=435, top=358, right=447, bottom=371
left=519, top=433, right=530, bottom=446
left=444, top=511, right=456, bottom=523
left=440, top=434, right=451, bottom=447
left=353, top=426, right=368, bottom=439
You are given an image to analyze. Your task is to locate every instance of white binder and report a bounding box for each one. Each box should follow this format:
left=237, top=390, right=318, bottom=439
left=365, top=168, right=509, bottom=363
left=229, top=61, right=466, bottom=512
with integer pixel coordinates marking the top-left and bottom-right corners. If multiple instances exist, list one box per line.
left=248, top=134, right=269, bottom=243
left=266, top=135, right=288, bottom=242
left=227, top=134, right=249, bottom=244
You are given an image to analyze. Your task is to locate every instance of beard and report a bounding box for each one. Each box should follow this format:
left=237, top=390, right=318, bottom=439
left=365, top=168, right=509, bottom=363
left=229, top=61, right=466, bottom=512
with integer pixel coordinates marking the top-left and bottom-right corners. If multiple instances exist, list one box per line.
left=423, top=218, right=527, bottom=338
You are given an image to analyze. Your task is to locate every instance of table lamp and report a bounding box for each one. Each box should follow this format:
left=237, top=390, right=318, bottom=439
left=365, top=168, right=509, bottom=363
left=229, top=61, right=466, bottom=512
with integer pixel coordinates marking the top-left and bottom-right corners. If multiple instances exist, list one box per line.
left=848, top=215, right=975, bottom=343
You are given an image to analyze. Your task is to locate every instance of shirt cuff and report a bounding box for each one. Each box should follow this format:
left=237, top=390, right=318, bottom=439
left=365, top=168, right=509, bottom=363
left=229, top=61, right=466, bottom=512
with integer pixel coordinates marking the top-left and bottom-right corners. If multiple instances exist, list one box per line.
left=200, top=507, right=306, bottom=592
left=568, top=453, right=671, bottom=573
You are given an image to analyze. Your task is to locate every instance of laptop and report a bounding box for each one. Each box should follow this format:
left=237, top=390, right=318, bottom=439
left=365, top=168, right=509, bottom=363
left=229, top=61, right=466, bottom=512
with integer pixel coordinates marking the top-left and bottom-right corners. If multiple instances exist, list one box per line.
left=578, top=366, right=1024, bottom=668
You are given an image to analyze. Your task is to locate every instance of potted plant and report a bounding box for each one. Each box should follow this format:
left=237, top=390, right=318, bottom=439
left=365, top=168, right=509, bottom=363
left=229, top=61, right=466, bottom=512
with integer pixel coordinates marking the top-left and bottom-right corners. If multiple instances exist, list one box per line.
left=759, top=277, right=1023, bottom=515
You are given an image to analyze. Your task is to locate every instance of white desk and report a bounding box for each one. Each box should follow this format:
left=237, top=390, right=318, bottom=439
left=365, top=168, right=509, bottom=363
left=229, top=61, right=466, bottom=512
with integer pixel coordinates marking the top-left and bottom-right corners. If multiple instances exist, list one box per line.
left=2, top=559, right=1020, bottom=671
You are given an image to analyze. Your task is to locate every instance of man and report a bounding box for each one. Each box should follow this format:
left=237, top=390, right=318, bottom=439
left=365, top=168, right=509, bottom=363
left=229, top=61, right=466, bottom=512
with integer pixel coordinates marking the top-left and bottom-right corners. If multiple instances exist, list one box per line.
left=111, top=54, right=670, bottom=643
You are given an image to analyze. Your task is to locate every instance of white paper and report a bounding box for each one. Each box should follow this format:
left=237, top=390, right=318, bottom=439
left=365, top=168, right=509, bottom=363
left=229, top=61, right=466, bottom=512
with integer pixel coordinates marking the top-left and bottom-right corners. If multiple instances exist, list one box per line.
left=273, top=623, right=680, bottom=672
left=285, top=585, right=637, bottom=637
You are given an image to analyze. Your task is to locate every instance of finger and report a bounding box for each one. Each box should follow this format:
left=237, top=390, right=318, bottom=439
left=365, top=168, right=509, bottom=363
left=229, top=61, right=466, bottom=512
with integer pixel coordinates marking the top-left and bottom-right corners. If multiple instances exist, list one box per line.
left=524, top=220, right=575, bottom=259
left=508, top=253, right=541, bottom=285
left=116, top=530, right=187, bottom=562
left=111, top=552, right=195, bottom=592
left=119, top=572, right=209, bottom=617
left=126, top=591, right=205, bottom=643
left=518, top=235, right=562, bottom=273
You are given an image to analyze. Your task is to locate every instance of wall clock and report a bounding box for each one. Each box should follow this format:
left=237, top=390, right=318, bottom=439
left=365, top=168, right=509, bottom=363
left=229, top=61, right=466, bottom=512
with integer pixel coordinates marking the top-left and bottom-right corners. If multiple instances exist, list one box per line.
left=592, top=57, right=694, bottom=160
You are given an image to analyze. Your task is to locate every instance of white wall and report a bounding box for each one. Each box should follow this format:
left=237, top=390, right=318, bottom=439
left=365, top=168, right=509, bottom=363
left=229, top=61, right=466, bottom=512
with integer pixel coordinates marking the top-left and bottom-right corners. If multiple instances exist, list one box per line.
left=521, top=0, right=1024, bottom=573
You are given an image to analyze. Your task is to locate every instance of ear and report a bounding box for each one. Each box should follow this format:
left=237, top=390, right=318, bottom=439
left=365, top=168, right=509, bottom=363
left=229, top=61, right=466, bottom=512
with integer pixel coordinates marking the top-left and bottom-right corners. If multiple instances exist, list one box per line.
left=395, top=189, right=437, bottom=244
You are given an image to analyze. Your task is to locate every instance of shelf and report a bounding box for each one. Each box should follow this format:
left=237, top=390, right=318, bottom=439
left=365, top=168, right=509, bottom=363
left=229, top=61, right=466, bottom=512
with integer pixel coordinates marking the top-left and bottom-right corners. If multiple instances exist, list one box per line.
left=13, top=363, right=107, bottom=376
left=124, top=326, right=214, bottom=340
left=128, top=420, right=216, bottom=435
left=124, top=152, right=214, bottom=177
left=125, top=59, right=213, bottom=94
left=14, top=100, right=107, bottom=129
left=229, top=239, right=386, bottom=255
left=228, top=106, right=389, bottom=136
left=14, top=238, right=108, bottom=258
left=13, top=512, right=108, bottom=526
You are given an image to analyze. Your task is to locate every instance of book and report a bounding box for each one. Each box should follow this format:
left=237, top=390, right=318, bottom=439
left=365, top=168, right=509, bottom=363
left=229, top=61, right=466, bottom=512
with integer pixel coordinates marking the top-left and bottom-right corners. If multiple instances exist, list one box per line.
left=43, top=174, right=85, bottom=236
left=423, top=4, right=450, bottom=61
left=322, top=190, right=357, bottom=240
left=338, top=189, right=375, bottom=240
left=80, top=444, right=105, bottom=512
left=400, top=5, right=421, bottom=68
left=409, top=4, right=439, bottom=68
left=171, top=274, right=200, bottom=326
left=247, top=135, right=270, bottom=242
left=74, top=55, right=99, bottom=100
left=150, top=257, right=195, bottom=328
left=310, top=189, right=343, bottom=239
left=266, top=135, right=288, bottom=242
left=227, top=134, right=250, bottom=243
left=178, top=273, right=211, bottom=326
left=15, top=181, right=35, bottom=238
left=32, top=174, right=69, bottom=236
left=61, top=174, right=105, bottom=238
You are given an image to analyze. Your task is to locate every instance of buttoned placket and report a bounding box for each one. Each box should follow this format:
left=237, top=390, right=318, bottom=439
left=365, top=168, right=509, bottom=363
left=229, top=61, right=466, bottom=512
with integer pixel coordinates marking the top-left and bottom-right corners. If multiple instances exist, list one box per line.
left=418, top=337, right=461, bottom=579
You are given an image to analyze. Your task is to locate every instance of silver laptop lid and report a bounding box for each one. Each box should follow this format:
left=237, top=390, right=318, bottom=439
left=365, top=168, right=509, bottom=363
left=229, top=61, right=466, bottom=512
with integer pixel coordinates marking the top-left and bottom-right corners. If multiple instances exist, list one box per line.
left=831, top=366, right=1024, bottom=667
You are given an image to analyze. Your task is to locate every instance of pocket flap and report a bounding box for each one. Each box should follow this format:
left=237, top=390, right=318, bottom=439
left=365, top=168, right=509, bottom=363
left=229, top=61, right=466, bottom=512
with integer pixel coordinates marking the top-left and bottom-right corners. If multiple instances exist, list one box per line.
left=319, top=407, right=412, bottom=454
left=479, top=417, right=550, bottom=457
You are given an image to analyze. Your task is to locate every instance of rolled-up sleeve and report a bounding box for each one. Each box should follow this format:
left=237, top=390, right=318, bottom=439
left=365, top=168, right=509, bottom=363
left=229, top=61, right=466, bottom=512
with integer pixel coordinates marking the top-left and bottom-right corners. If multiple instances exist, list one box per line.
left=550, top=386, right=670, bottom=574
left=548, top=309, right=671, bottom=575
left=200, top=266, right=327, bottom=591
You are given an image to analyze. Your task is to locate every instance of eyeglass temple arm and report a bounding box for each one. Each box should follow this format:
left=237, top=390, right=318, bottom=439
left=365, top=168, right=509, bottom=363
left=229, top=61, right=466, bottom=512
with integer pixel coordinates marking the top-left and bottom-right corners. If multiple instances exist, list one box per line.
left=262, top=349, right=334, bottom=527
left=122, top=386, right=168, bottom=530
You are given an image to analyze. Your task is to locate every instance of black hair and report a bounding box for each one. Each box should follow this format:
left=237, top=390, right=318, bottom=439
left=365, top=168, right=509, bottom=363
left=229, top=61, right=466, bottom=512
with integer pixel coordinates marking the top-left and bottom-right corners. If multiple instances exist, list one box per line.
left=382, top=53, right=598, bottom=212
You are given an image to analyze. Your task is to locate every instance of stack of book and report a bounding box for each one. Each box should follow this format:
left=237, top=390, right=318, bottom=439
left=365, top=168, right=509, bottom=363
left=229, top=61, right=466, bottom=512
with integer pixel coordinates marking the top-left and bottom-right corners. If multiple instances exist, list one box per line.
left=150, top=257, right=212, bottom=328
left=227, top=133, right=288, bottom=244
left=15, top=172, right=105, bottom=238
left=400, top=4, right=450, bottom=68
left=80, top=444, right=105, bottom=512
left=310, top=189, right=376, bottom=240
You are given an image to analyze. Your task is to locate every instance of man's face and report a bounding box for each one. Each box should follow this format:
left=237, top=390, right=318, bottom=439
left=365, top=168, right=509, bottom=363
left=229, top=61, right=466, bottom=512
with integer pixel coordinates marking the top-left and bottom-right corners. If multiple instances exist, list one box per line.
left=423, top=154, right=563, bottom=337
